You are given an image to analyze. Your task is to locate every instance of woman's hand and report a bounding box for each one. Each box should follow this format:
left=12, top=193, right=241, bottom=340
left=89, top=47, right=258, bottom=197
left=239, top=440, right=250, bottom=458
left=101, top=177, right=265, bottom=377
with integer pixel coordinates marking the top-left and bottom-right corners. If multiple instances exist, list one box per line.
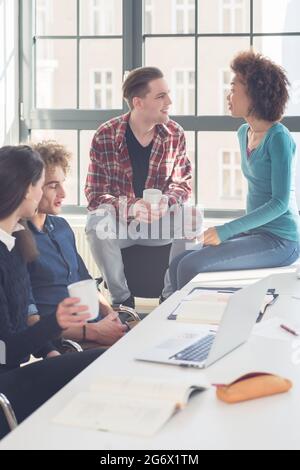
left=56, top=298, right=91, bottom=330
left=203, top=227, right=221, bottom=246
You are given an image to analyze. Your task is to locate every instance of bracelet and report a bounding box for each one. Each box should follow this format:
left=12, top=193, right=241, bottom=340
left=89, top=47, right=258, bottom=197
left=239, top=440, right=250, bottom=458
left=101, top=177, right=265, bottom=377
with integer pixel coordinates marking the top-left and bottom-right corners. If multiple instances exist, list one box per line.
left=82, top=325, right=87, bottom=342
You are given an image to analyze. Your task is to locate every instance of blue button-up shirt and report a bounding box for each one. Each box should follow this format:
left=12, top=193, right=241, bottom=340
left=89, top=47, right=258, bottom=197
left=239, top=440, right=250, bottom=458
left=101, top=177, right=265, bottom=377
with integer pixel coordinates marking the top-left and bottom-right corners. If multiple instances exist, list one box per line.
left=28, top=216, right=92, bottom=317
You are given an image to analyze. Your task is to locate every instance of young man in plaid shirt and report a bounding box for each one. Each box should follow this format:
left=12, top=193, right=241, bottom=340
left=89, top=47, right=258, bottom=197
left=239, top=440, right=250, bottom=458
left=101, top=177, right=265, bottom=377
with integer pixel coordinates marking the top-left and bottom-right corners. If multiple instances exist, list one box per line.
left=85, top=67, right=196, bottom=308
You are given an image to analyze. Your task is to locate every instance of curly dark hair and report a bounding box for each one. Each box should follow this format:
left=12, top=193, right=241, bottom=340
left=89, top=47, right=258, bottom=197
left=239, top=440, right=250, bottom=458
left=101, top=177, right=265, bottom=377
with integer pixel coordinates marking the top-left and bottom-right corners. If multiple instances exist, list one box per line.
left=231, top=51, right=290, bottom=122
left=31, top=140, right=71, bottom=175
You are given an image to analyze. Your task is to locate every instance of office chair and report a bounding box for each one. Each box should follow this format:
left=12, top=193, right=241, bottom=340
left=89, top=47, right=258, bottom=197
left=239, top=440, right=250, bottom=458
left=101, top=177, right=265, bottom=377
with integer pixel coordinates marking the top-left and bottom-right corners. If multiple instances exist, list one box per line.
left=0, top=394, right=18, bottom=432
left=59, top=339, right=83, bottom=353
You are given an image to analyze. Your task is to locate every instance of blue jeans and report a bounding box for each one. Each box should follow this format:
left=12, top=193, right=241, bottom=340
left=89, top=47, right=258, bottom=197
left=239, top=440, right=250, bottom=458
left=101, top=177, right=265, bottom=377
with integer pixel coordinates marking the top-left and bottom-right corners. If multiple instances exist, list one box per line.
left=169, top=232, right=300, bottom=292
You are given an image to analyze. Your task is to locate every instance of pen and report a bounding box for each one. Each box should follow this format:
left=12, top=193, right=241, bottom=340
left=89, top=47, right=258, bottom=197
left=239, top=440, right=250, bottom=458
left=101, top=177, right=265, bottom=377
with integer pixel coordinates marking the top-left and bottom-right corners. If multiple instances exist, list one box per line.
left=280, top=324, right=299, bottom=337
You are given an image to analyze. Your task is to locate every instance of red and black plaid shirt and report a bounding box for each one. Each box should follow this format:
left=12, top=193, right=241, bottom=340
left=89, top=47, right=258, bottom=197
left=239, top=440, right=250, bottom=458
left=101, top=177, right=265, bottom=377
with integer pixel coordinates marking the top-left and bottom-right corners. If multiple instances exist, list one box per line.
left=85, top=112, right=192, bottom=212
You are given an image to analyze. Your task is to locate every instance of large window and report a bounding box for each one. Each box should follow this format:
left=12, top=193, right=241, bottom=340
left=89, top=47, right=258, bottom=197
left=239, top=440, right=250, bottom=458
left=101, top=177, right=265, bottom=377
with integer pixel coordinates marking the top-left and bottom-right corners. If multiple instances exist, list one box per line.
left=21, top=0, right=300, bottom=216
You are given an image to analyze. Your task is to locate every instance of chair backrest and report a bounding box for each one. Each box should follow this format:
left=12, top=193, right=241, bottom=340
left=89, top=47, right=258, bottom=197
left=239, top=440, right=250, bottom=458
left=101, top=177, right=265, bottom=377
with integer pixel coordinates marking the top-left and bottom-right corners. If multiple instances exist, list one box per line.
left=121, top=244, right=172, bottom=298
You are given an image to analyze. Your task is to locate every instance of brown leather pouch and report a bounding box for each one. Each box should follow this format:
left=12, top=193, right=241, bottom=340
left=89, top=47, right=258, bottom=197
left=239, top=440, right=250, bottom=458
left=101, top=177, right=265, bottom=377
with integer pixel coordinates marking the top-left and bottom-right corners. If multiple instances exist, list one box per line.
left=216, top=373, right=292, bottom=404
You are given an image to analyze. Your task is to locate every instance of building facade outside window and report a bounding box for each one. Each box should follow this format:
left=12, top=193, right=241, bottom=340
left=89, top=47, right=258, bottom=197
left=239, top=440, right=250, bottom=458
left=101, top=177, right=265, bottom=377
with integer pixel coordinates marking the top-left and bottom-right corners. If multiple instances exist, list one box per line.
left=145, top=0, right=153, bottom=34
left=173, top=0, right=195, bottom=34
left=221, top=0, right=246, bottom=33
left=220, top=150, right=244, bottom=199
left=91, top=70, right=113, bottom=109
left=172, top=69, right=195, bottom=114
left=91, top=0, right=114, bottom=35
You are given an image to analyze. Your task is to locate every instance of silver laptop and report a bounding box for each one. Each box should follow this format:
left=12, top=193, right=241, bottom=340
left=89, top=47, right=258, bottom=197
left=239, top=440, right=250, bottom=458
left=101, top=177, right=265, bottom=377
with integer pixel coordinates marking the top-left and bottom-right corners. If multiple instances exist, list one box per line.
left=136, top=276, right=271, bottom=369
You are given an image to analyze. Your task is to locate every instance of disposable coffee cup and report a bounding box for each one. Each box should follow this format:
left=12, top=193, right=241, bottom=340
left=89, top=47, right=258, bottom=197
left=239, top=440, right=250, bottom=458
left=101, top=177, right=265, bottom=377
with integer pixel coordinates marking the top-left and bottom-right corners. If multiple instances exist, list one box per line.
left=68, top=279, right=99, bottom=322
left=143, top=189, right=163, bottom=209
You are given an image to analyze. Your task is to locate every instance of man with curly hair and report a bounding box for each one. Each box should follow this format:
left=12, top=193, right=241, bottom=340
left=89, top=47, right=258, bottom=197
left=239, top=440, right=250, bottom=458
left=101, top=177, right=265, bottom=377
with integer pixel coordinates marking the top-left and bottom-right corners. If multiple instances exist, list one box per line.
left=169, top=51, right=300, bottom=291
left=27, top=141, right=127, bottom=347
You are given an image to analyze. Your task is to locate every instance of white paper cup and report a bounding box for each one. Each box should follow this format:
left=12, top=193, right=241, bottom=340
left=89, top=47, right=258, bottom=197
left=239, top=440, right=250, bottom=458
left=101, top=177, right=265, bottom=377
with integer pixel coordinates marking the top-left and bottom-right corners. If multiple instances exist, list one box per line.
left=67, top=279, right=99, bottom=322
left=143, top=189, right=163, bottom=209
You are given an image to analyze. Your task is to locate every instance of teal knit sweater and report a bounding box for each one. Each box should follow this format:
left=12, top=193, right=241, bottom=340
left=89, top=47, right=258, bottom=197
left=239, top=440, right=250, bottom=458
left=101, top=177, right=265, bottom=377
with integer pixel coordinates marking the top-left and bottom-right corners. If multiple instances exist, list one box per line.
left=217, top=123, right=300, bottom=243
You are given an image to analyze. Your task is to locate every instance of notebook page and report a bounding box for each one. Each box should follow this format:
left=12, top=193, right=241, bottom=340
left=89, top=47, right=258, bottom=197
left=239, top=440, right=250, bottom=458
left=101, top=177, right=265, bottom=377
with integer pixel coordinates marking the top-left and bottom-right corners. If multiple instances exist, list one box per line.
left=53, top=392, right=176, bottom=437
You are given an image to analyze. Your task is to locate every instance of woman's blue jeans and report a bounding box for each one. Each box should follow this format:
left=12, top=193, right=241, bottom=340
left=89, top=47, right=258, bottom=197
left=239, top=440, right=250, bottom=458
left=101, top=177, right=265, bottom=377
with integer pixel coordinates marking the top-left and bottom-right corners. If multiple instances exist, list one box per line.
left=169, top=232, right=300, bottom=292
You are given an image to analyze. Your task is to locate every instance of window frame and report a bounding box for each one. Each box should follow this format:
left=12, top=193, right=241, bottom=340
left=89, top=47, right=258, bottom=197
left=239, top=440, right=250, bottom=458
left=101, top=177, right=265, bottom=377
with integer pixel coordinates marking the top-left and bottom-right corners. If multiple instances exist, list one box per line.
left=19, top=0, right=300, bottom=218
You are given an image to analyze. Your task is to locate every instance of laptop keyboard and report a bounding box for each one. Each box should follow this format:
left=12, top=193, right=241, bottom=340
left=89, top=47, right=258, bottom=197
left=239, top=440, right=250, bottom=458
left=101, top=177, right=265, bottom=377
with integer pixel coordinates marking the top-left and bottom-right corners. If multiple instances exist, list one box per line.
left=171, top=334, right=215, bottom=363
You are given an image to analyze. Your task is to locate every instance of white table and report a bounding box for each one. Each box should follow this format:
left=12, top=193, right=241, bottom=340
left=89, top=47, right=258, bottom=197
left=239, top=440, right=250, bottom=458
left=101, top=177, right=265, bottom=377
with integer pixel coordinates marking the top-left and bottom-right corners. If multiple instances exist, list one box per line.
left=1, top=272, right=300, bottom=450
left=183, top=265, right=300, bottom=296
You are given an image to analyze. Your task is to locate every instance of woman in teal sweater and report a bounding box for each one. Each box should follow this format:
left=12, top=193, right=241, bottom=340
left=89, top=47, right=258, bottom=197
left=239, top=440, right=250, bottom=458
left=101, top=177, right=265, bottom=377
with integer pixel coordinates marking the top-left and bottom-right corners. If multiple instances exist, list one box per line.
left=170, top=51, right=300, bottom=291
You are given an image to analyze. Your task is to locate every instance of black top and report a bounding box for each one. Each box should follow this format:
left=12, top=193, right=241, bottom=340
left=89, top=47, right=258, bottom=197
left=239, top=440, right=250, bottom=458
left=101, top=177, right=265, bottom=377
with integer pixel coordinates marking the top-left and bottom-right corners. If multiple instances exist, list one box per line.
left=125, top=124, right=153, bottom=198
left=0, top=241, right=62, bottom=372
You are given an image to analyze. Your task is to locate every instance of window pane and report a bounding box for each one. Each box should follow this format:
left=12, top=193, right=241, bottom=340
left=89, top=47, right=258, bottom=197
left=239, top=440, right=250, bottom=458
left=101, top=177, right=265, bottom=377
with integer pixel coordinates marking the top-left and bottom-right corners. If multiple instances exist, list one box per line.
left=254, top=36, right=300, bottom=116
left=198, top=132, right=246, bottom=210
left=198, top=0, right=250, bottom=34
left=36, top=39, right=76, bottom=108
left=144, top=0, right=195, bottom=34
left=36, top=0, right=76, bottom=36
left=80, top=131, right=95, bottom=206
left=30, top=130, right=78, bottom=206
left=145, top=37, right=195, bottom=115
left=186, top=132, right=196, bottom=201
left=198, top=37, right=250, bottom=115
left=253, top=0, right=299, bottom=33
left=293, top=133, right=300, bottom=209
left=80, top=0, right=122, bottom=36
left=80, top=39, right=123, bottom=109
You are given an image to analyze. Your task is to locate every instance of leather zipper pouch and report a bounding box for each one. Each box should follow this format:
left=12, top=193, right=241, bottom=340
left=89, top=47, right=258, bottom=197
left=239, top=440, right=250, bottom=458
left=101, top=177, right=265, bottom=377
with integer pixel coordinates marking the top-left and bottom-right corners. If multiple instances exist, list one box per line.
left=215, top=373, right=292, bottom=404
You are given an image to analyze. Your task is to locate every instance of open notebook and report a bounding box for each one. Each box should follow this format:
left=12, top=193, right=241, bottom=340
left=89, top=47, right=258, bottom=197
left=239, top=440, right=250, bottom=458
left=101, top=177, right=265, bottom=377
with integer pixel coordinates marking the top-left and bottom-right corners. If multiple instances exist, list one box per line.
left=168, top=287, right=278, bottom=325
left=53, top=375, right=209, bottom=437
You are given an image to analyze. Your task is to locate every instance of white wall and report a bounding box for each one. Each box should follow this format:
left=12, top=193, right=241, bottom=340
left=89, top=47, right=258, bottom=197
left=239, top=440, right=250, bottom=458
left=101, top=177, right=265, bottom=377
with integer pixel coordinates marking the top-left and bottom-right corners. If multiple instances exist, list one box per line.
left=0, top=0, right=19, bottom=146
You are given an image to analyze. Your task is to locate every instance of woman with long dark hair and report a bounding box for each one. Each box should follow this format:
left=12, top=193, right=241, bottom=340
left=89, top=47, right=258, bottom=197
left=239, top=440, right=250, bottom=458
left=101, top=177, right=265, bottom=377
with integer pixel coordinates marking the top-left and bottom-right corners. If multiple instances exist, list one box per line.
left=0, top=145, right=103, bottom=439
